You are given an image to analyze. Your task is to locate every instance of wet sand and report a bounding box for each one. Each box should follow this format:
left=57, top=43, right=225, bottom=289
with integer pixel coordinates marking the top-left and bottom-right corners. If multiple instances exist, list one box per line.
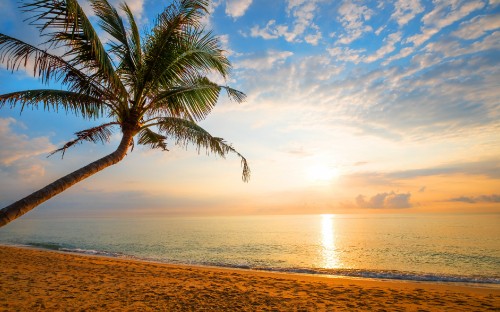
left=0, top=245, right=498, bottom=311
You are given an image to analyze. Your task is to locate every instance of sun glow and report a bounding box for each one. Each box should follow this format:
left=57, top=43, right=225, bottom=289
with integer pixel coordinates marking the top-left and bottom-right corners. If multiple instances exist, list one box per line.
left=306, top=165, right=340, bottom=182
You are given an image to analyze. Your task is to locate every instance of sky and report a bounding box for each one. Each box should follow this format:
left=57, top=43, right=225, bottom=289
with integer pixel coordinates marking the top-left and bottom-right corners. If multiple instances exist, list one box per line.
left=0, top=0, right=499, bottom=217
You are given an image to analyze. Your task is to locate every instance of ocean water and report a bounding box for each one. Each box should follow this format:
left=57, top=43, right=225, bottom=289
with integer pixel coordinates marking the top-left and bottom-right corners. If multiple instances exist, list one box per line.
left=0, top=214, right=499, bottom=286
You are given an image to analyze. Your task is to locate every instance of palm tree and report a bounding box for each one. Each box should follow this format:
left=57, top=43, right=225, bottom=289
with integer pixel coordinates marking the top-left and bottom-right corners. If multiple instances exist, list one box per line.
left=0, top=0, right=250, bottom=227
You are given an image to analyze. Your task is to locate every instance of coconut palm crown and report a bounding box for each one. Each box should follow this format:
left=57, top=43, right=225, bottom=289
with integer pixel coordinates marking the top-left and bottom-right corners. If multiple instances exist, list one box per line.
left=0, top=0, right=250, bottom=227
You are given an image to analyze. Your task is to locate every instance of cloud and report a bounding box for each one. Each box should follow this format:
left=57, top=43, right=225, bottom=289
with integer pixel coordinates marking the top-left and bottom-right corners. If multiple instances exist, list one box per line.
left=449, top=194, right=500, bottom=203
left=425, top=30, right=500, bottom=59
left=391, top=0, right=424, bottom=27
left=0, top=118, right=54, bottom=181
left=236, top=17, right=499, bottom=142
left=81, top=0, right=145, bottom=21
left=249, top=0, right=322, bottom=44
left=304, top=30, right=322, bottom=46
left=327, top=46, right=366, bottom=64
left=336, top=1, right=373, bottom=44
left=333, top=50, right=500, bottom=138
left=0, top=118, right=53, bottom=166
left=225, top=0, right=253, bottom=19
left=356, top=191, right=412, bottom=209
left=407, top=0, right=485, bottom=46
left=344, top=159, right=500, bottom=191
left=452, top=14, right=500, bottom=40
left=235, top=50, right=293, bottom=70
left=250, top=20, right=287, bottom=40
left=383, top=46, right=415, bottom=64
left=387, top=160, right=500, bottom=180
left=364, top=31, right=402, bottom=63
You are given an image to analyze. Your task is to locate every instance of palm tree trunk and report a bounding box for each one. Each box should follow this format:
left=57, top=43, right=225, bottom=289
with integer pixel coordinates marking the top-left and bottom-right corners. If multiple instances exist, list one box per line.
left=0, top=131, right=134, bottom=227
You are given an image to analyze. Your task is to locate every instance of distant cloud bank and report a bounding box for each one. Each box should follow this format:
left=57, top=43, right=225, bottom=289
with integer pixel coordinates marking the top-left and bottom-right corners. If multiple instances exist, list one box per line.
left=449, top=194, right=500, bottom=204
left=356, top=191, right=412, bottom=209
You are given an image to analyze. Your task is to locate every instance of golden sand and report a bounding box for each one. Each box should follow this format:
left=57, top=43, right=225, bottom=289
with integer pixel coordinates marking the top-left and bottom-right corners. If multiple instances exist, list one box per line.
left=0, top=245, right=498, bottom=311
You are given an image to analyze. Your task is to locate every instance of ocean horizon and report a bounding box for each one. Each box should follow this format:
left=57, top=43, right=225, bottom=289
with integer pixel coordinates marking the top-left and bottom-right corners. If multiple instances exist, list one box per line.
left=1, top=213, right=498, bottom=286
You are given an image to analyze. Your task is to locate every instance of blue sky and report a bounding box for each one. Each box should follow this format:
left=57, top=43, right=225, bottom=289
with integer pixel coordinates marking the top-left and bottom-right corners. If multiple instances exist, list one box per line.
left=0, top=0, right=499, bottom=217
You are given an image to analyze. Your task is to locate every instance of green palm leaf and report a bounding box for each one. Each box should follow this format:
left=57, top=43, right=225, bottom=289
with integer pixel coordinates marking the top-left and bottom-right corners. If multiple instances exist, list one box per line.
left=0, top=90, right=107, bottom=119
left=150, top=76, right=245, bottom=121
left=22, top=0, right=127, bottom=100
left=137, top=128, right=168, bottom=150
left=49, top=122, right=118, bottom=157
left=148, top=117, right=250, bottom=182
left=0, top=34, right=111, bottom=101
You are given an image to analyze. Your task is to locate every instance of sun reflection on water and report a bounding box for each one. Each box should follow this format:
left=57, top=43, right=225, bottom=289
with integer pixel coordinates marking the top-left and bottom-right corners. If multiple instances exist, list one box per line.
left=321, top=214, right=341, bottom=268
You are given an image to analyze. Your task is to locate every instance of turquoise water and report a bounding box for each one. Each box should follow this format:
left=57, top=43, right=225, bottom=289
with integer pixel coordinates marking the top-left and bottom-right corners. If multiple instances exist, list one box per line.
left=0, top=214, right=498, bottom=285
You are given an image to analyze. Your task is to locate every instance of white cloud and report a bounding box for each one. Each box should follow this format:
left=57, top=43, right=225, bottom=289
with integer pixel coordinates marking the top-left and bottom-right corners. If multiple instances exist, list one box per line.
left=426, top=31, right=500, bottom=58
left=383, top=46, right=415, bottom=65
left=81, top=0, right=145, bottom=21
left=364, top=32, right=402, bottom=63
left=327, top=47, right=366, bottom=64
left=0, top=118, right=53, bottom=166
left=453, top=14, right=500, bottom=39
left=375, top=25, right=386, bottom=36
left=408, top=0, right=486, bottom=46
left=249, top=0, right=322, bottom=45
left=0, top=118, right=54, bottom=181
left=304, top=30, right=322, bottom=46
left=337, top=1, right=373, bottom=44
left=250, top=20, right=285, bottom=40
left=356, top=191, right=412, bottom=209
left=225, top=0, right=253, bottom=19
left=391, top=0, right=424, bottom=27
left=119, top=0, right=145, bottom=21
left=235, top=50, right=294, bottom=70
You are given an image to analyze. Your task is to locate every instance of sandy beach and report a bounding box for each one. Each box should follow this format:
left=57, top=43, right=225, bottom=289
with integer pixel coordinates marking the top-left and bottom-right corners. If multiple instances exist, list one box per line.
left=0, top=245, right=498, bottom=311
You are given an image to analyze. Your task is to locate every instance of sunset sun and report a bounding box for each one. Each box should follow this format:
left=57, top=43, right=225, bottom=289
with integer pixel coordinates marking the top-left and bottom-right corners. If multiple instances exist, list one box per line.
left=306, top=165, right=340, bottom=182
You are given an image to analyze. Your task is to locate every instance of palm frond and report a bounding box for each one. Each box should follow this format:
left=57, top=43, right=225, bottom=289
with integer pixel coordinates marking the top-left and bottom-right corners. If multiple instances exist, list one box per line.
left=21, top=0, right=127, bottom=100
left=147, top=117, right=250, bottom=182
left=149, top=76, right=246, bottom=121
left=137, top=128, right=168, bottom=150
left=140, top=0, right=211, bottom=92
left=49, top=122, right=118, bottom=158
left=121, top=2, right=142, bottom=70
left=147, top=29, right=231, bottom=94
left=91, top=0, right=138, bottom=84
left=0, top=34, right=112, bottom=101
left=0, top=89, right=108, bottom=119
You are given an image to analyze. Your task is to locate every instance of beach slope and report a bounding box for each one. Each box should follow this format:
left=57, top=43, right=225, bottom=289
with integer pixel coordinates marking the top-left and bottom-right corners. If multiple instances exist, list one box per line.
left=0, top=245, right=498, bottom=311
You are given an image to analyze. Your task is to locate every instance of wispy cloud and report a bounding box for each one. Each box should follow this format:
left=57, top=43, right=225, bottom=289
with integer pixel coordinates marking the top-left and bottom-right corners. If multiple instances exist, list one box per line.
left=390, top=0, right=424, bottom=27
left=0, top=118, right=53, bottom=166
left=449, top=194, right=500, bottom=203
left=235, top=50, right=293, bottom=71
left=336, top=1, right=373, bottom=44
left=0, top=118, right=54, bottom=181
left=407, top=0, right=485, bottom=46
left=386, top=160, right=500, bottom=180
left=364, top=31, right=402, bottom=63
left=249, top=0, right=322, bottom=44
left=452, top=14, right=500, bottom=39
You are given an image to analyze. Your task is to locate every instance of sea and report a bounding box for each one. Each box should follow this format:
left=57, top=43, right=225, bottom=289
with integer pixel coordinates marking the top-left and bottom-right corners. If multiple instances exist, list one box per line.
left=0, top=213, right=499, bottom=287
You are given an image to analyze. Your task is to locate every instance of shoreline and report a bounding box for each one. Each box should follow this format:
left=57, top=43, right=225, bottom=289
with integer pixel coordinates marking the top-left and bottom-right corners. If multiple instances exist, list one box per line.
left=1, top=245, right=499, bottom=311
left=3, top=242, right=498, bottom=289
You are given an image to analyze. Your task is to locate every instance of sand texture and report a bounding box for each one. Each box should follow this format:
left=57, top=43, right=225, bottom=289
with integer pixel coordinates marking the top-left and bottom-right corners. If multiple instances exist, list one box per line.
left=0, top=245, right=498, bottom=311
